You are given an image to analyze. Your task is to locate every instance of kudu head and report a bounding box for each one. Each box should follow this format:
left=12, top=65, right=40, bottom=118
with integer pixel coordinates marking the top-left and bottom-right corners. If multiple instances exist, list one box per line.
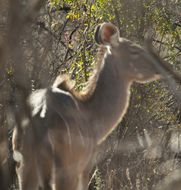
left=95, top=22, right=162, bottom=83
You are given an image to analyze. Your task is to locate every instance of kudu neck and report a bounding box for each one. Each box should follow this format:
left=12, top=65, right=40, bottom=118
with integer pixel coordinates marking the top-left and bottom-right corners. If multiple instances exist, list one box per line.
left=86, top=54, right=132, bottom=144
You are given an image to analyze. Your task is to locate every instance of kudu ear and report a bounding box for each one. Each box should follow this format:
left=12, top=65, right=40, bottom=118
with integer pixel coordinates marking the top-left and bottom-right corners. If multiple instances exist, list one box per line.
left=95, top=23, right=119, bottom=47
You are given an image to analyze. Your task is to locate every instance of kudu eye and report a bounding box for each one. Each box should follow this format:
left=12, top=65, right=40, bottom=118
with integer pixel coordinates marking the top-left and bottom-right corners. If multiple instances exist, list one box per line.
left=94, top=22, right=119, bottom=46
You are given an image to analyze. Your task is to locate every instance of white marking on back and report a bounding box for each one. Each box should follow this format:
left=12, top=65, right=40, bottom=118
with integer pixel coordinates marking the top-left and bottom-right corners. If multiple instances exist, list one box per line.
left=40, top=99, right=47, bottom=118
left=28, top=89, right=47, bottom=118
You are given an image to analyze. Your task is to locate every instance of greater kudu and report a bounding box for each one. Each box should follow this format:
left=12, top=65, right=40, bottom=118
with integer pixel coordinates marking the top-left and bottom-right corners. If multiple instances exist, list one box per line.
left=12, top=23, right=181, bottom=190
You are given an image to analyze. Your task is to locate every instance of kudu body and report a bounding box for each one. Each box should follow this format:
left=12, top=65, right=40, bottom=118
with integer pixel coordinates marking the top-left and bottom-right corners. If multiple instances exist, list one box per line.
left=12, top=23, right=180, bottom=190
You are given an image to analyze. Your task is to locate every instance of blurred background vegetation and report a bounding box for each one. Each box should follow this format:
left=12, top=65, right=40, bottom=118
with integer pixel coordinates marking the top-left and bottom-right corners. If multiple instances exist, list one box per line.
left=0, top=0, right=181, bottom=189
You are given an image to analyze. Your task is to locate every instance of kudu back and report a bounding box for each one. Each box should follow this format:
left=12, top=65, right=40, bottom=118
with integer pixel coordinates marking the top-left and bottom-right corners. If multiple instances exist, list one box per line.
left=12, top=23, right=181, bottom=190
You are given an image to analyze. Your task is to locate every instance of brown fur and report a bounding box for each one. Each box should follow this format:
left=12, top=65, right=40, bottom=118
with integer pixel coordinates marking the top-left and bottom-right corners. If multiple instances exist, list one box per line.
left=0, top=127, right=9, bottom=190
left=53, top=46, right=107, bottom=102
left=12, top=23, right=181, bottom=190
